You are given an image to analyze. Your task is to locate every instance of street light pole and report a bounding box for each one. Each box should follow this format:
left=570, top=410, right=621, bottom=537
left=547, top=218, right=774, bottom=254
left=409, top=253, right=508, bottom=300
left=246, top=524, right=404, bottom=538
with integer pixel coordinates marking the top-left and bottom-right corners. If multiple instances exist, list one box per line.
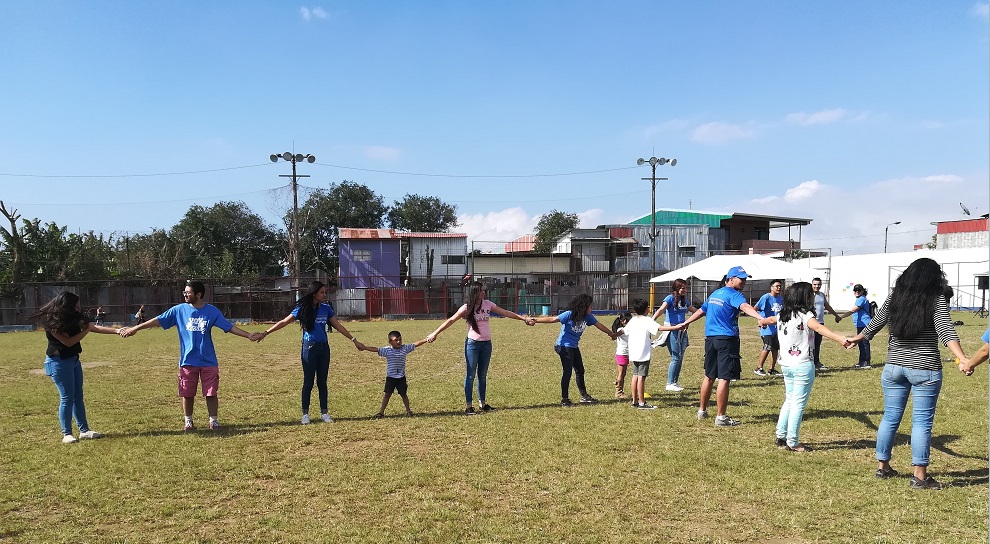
left=271, top=152, right=316, bottom=296
left=638, top=156, right=675, bottom=311
left=884, top=221, right=901, bottom=253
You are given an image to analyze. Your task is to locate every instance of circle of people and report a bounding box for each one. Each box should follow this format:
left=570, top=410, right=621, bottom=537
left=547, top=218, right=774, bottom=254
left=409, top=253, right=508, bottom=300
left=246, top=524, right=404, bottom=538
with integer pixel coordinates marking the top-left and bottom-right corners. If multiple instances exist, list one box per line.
left=36, top=259, right=989, bottom=490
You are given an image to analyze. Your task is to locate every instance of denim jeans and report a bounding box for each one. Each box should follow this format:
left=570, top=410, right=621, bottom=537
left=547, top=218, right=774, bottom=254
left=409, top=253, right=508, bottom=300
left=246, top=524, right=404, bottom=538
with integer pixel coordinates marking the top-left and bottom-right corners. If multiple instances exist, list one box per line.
left=813, top=331, right=823, bottom=365
left=464, top=339, right=493, bottom=406
left=775, top=361, right=816, bottom=447
left=300, top=341, right=330, bottom=412
left=44, top=355, right=90, bottom=436
left=856, top=326, right=871, bottom=364
left=876, top=364, right=942, bottom=467
left=555, top=345, right=587, bottom=400
left=666, top=329, right=687, bottom=385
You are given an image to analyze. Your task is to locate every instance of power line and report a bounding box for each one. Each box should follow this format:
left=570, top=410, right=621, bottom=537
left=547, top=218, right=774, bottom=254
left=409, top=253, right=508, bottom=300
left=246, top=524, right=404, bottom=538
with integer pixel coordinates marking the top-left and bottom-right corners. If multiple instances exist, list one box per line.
left=0, top=164, right=272, bottom=178
left=313, top=162, right=638, bottom=178
left=7, top=186, right=288, bottom=207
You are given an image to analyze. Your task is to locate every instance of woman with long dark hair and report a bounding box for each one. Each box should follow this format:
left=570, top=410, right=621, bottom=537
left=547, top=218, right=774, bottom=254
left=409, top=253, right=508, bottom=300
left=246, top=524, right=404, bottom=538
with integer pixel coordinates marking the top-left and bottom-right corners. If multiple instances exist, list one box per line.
left=31, top=291, right=120, bottom=443
left=836, top=283, right=873, bottom=369
left=260, top=281, right=359, bottom=424
left=426, top=281, right=534, bottom=414
left=849, top=258, right=969, bottom=490
left=532, top=294, right=617, bottom=406
left=652, top=278, right=697, bottom=391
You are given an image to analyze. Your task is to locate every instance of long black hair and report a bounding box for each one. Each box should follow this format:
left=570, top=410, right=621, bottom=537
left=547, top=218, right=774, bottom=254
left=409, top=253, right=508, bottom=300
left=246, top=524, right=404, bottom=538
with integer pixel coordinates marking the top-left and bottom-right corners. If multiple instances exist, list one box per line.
left=778, top=282, right=814, bottom=325
left=30, top=291, right=87, bottom=334
left=565, top=294, right=594, bottom=320
left=464, top=281, right=485, bottom=334
left=671, top=278, right=688, bottom=308
left=294, top=281, right=325, bottom=332
left=612, top=311, right=632, bottom=333
left=889, top=258, right=946, bottom=339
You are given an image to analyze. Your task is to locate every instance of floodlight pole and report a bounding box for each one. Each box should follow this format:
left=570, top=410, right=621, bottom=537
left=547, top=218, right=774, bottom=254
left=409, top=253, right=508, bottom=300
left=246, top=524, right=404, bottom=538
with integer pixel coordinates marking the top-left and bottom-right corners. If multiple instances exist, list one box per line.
left=884, top=221, right=901, bottom=253
left=638, top=156, right=675, bottom=309
left=271, top=152, right=316, bottom=297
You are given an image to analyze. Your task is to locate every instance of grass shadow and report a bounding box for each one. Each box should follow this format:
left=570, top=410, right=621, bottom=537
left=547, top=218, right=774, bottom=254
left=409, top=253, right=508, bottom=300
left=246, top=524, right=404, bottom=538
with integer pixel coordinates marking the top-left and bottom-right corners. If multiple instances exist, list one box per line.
left=941, top=467, right=990, bottom=488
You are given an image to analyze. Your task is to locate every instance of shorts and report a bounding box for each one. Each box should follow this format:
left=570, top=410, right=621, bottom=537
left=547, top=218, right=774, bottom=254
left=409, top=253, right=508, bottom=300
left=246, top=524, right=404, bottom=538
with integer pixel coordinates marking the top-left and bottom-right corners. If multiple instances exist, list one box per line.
left=615, top=354, right=629, bottom=367
left=631, top=359, right=651, bottom=377
left=384, top=376, right=408, bottom=395
left=178, top=365, right=219, bottom=397
left=704, top=336, right=741, bottom=381
left=761, top=335, right=780, bottom=352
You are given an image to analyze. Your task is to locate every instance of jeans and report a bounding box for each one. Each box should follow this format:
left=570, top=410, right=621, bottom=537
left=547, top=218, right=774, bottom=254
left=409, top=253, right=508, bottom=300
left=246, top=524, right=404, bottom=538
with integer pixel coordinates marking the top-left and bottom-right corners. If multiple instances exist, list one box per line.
left=666, top=328, right=686, bottom=385
left=856, top=326, right=871, bottom=364
left=813, top=331, right=823, bottom=365
left=44, top=355, right=90, bottom=436
left=464, top=339, right=493, bottom=406
left=300, top=341, right=330, bottom=412
left=876, top=364, right=942, bottom=467
left=775, top=361, right=816, bottom=447
left=555, top=345, right=587, bottom=400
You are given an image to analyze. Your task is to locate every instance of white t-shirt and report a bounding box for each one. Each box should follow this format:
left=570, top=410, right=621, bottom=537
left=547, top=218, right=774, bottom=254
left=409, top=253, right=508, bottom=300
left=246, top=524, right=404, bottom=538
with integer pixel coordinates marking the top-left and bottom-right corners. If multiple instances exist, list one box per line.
left=624, top=315, right=660, bottom=362
left=615, top=328, right=629, bottom=356
left=776, top=311, right=815, bottom=365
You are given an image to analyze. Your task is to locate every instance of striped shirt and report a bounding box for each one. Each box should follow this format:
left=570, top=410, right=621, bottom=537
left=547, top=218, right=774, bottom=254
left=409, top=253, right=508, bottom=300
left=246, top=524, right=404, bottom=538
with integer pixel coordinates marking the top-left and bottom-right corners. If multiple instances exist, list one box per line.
left=862, top=294, right=959, bottom=371
left=378, top=344, right=415, bottom=378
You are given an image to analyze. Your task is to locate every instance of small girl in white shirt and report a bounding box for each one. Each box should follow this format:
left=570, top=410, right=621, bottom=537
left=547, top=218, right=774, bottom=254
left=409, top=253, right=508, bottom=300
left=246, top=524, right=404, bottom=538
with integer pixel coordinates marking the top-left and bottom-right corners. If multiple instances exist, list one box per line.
left=612, top=312, right=632, bottom=399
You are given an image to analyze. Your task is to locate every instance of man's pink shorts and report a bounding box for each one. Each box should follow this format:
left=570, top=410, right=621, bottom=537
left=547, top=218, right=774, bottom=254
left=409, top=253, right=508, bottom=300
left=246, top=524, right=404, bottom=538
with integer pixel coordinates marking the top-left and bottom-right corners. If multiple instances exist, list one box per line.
left=615, top=354, right=629, bottom=367
left=178, top=366, right=220, bottom=397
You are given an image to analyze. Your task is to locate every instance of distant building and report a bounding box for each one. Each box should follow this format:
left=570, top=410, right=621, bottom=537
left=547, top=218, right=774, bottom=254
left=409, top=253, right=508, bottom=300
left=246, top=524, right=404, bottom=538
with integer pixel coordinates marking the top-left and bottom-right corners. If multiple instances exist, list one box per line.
left=337, top=228, right=467, bottom=289
left=933, top=217, right=989, bottom=250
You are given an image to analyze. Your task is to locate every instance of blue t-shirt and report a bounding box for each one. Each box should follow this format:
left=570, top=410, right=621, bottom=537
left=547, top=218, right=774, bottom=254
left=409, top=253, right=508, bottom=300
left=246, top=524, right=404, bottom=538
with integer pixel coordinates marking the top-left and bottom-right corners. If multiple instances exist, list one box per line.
left=378, top=343, right=415, bottom=378
left=756, top=293, right=783, bottom=336
left=663, top=294, right=689, bottom=325
left=982, top=328, right=989, bottom=344
left=290, top=302, right=335, bottom=343
left=700, top=286, right=748, bottom=337
left=853, top=295, right=872, bottom=329
left=555, top=310, right=599, bottom=348
left=157, top=303, right=233, bottom=367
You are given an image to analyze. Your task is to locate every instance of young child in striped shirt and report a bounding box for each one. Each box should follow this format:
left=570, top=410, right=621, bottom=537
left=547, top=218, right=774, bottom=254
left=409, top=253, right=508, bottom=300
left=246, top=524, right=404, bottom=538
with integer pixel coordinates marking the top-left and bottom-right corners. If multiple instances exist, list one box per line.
left=356, top=330, right=428, bottom=418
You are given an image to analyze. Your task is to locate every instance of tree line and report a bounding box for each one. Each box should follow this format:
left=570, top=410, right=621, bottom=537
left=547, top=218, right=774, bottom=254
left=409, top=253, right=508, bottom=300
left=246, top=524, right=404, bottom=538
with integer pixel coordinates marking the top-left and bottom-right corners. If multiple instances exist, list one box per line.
left=0, top=182, right=458, bottom=287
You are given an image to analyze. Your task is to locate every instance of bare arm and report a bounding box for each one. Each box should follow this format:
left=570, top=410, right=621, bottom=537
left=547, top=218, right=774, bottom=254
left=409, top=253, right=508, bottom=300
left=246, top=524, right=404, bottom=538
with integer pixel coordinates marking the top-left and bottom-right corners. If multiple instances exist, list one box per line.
left=258, top=313, right=296, bottom=341
left=50, top=328, right=88, bottom=347
left=681, top=308, right=706, bottom=327
left=651, top=301, right=669, bottom=321
left=531, top=315, right=561, bottom=324
left=328, top=317, right=358, bottom=343
left=354, top=342, right=379, bottom=353
left=87, top=322, right=121, bottom=335
left=120, top=317, right=161, bottom=337
left=806, top=319, right=848, bottom=345
left=739, top=303, right=763, bottom=321
left=960, top=342, right=990, bottom=374
left=594, top=321, right=617, bottom=339
left=426, top=311, right=465, bottom=342
left=227, top=325, right=259, bottom=341
left=411, top=339, right=429, bottom=348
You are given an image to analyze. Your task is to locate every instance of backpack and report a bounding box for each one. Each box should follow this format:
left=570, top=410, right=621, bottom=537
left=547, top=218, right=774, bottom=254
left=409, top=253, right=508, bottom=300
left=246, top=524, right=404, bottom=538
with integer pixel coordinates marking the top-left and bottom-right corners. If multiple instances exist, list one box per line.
left=868, top=300, right=878, bottom=319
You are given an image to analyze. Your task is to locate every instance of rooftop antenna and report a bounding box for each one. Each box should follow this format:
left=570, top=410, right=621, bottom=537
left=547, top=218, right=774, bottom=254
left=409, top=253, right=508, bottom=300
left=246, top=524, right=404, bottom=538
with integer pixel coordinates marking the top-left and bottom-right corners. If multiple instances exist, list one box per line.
left=960, top=202, right=972, bottom=216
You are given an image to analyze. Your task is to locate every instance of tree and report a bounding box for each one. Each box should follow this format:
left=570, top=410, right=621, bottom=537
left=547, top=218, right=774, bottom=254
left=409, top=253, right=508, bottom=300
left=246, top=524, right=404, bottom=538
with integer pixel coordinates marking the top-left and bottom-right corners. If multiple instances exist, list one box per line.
left=534, top=210, right=579, bottom=253
left=386, top=194, right=458, bottom=232
left=115, top=229, right=187, bottom=281
left=170, top=201, right=282, bottom=278
left=0, top=201, right=24, bottom=284
left=293, top=181, right=387, bottom=275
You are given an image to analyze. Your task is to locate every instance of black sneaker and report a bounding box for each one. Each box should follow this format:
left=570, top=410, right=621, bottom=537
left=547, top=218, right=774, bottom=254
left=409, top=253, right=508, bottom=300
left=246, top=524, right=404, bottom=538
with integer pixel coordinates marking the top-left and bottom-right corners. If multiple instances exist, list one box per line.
left=465, top=407, right=476, bottom=415
left=560, top=399, right=573, bottom=407
left=875, top=467, right=899, bottom=479
left=480, top=404, right=495, bottom=412
left=855, top=362, right=871, bottom=370
left=768, top=369, right=782, bottom=376
left=909, top=475, right=942, bottom=490
left=774, top=437, right=788, bottom=449
left=637, top=402, right=657, bottom=410
left=579, top=394, right=599, bottom=404
left=814, top=362, right=828, bottom=371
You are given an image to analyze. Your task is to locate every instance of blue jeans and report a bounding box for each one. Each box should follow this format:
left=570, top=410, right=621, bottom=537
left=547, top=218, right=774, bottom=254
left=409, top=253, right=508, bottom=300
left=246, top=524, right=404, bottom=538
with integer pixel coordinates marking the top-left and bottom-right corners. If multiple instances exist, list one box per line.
left=775, top=361, right=816, bottom=447
left=300, top=341, right=330, bottom=412
left=666, top=328, right=687, bottom=385
left=464, top=339, right=493, bottom=406
left=856, top=326, right=871, bottom=364
left=44, top=355, right=90, bottom=436
left=876, top=364, right=942, bottom=467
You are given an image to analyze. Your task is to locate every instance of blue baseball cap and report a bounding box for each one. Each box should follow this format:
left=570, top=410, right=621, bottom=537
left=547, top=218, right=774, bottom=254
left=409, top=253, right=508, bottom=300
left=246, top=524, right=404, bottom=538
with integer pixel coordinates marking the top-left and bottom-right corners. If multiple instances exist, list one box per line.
left=727, top=266, right=751, bottom=279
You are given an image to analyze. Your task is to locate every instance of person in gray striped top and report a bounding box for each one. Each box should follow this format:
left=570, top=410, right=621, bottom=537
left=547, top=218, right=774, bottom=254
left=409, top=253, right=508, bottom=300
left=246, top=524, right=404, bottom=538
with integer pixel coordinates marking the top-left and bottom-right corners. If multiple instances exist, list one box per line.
left=356, top=331, right=428, bottom=418
left=849, top=258, right=970, bottom=491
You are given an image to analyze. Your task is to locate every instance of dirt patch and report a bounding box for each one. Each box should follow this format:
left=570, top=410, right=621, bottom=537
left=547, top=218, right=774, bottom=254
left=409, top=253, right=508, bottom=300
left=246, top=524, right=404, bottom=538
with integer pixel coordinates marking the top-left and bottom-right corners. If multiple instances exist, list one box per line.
left=28, top=361, right=115, bottom=375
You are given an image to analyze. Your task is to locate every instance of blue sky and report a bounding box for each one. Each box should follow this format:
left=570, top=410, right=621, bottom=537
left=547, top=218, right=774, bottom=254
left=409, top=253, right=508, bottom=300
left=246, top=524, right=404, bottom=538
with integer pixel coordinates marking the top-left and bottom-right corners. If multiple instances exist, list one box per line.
left=1, top=1, right=987, bottom=255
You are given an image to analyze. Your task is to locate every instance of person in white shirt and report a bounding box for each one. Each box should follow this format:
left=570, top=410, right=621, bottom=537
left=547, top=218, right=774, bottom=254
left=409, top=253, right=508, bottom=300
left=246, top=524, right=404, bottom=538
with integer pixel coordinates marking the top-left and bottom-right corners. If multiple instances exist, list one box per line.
left=623, top=299, right=684, bottom=410
left=611, top=312, right=633, bottom=399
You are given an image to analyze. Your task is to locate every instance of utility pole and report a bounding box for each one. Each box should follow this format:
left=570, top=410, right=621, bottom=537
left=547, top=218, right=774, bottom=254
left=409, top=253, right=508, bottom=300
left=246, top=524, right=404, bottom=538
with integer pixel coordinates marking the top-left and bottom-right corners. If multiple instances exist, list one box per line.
left=637, top=156, right=676, bottom=310
left=270, top=152, right=315, bottom=297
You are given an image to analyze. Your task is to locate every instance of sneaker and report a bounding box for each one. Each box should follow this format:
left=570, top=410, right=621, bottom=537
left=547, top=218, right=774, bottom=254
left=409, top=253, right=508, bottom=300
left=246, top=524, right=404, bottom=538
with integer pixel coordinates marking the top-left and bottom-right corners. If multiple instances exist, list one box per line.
left=909, top=475, right=942, bottom=490
left=301, top=414, right=311, bottom=425
left=320, top=413, right=333, bottom=423
left=183, top=421, right=195, bottom=432
left=372, top=413, right=384, bottom=419
left=774, top=437, right=788, bottom=449
left=631, top=401, right=640, bottom=408
left=814, top=362, right=828, bottom=371
left=465, top=406, right=477, bottom=414
left=405, top=411, right=414, bottom=417
left=560, top=399, right=573, bottom=407
left=209, top=420, right=221, bottom=431
left=768, top=369, right=782, bottom=376
left=78, top=430, right=103, bottom=440
left=579, top=394, right=599, bottom=404
left=875, top=467, right=899, bottom=479
left=480, top=404, right=495, bottom=412
left=637, top=402, right=657, bottom=410
left=714, top=415, right=741, bottom=427
left=855, top=362, right=871, bottom=370
left=696, top=409, right=709, bottom=420
left=787, top=443, right=812, bottom=453
left=61, top=434, right=78, bottom=444
left=754, top=368, right=768, bottom=376
left=665, top=383, right=684, bottom=392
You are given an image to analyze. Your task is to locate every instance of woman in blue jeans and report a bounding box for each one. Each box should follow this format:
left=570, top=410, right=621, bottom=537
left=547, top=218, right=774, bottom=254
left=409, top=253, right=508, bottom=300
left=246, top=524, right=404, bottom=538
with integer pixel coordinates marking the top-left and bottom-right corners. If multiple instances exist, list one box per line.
left=850, top=258, right=969, bottom=490
left=837, top=284, right=872, bottom=369
left=652, top=278, right=697, bottom=392
left=31, top=292, right=120, bottom=444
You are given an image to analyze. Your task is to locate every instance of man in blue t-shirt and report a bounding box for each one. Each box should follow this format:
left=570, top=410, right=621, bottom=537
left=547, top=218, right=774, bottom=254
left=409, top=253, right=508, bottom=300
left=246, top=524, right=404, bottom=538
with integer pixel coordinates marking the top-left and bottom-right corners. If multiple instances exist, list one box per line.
left=121, top=281, right=261, bottom=432
left=681, top=266, right=765, bottom=427
left=753, top=280, right=784, bottom=377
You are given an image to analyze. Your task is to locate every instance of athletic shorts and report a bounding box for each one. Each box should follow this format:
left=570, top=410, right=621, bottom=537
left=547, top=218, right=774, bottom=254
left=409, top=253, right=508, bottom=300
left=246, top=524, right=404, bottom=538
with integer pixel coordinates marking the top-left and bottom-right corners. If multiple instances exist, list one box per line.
left=704, top=336, right=741, bottom=381
left=615, top=354, right=629, bottom=366
left=384, top=376, right=408, bottom=395
left=761, top=335, right=780, bottom=352
left=631, top=359, right=651, bottom=377
left=178, top=365, right=219, bottom=397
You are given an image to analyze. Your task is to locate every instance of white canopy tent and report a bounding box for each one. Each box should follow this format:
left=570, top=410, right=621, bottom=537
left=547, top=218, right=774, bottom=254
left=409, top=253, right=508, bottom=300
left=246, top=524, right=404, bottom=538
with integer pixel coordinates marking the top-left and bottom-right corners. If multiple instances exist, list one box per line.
left=649, top=254, right=821, bottom=283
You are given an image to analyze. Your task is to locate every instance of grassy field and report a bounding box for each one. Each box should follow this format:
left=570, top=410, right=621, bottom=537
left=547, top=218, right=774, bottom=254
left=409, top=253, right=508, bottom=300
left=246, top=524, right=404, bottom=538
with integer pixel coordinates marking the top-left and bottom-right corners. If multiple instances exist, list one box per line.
left=1, top=313, right=987, bottom=543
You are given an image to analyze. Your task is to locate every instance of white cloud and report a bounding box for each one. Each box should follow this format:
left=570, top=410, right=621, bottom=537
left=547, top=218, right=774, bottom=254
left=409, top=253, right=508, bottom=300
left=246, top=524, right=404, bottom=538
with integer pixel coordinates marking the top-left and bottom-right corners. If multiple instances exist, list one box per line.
left=972, top=2, right=989, bottom=18
left=750, top=196, right=779, bottom=204
left=363, top=146, right=402, bottom=161
left=783, top=180, right=823, bottom=203
left=457, top=208, right=535, bottom=247
left=923, top=174, right=963, bottom=183
left=577, top=208, right=604, bottom=228
left=300, top=6, right=329, bottom=21
left=690, top=122, right=756, bottom=145
left=785, top=108, right=848, bottom=126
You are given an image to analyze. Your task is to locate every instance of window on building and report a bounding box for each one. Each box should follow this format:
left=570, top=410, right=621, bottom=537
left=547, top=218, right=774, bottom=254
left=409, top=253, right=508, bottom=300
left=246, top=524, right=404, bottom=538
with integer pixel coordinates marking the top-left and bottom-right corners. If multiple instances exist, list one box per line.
left=679, top=245, right=696, bottom=258
left=441, top=254, right=466, bottom=265
left=754, top=227, right=769, bottom=240
left=353, top=249, right=372, bottom=262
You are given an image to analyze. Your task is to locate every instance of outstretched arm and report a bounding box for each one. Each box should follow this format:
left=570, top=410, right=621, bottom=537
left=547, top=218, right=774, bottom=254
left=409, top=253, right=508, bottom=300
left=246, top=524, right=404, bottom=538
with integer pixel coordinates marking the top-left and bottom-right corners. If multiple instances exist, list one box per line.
left=258, top=313, right=296, bottom=342
left=50, top=328, right=89, bottom=347
left=807, top=319, right=848, bottom=346
left=328, top=317, right=359, bottom=344
left=531, top=315, right=560, bottom=325
left=119, top=317, right=161, bottom=337
left=651, top=301, right=669, bottom=321
left=426, top=311, right=464, bottom=342
left=594, top=321, right=617, bottom=340
left=739, top=303, right=763, bottom=321
left=960, top=342, right=989, bottom=374
left=88, top=322, right=122, bottom=335
left=411, top=339, right=429, bottom=348
left=228, top=325, right=261, bottom=342
left=354, top=341, right=379, bottom=353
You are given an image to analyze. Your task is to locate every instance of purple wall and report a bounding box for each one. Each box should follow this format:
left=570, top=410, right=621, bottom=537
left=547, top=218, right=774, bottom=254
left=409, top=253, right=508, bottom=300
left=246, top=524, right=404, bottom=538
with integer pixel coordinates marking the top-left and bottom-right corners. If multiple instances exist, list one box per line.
left=338, top=239, right=401, bottom=288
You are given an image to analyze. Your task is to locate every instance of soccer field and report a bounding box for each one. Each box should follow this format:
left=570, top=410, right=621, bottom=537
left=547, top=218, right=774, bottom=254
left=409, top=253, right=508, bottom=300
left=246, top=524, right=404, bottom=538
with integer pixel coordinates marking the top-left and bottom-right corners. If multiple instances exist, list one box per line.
left=2, top=315, right=987, bottom=543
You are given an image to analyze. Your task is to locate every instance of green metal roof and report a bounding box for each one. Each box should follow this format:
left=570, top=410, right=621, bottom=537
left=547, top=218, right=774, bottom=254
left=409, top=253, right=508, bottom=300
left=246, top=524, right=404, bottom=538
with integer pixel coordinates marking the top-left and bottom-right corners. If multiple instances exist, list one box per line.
left=628, top=209, right=731, bottom=228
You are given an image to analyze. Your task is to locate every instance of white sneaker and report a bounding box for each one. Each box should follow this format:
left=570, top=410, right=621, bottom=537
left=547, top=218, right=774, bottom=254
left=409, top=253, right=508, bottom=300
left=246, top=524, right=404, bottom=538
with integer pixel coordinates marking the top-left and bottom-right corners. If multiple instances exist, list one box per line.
left=665, top=383, right=684, bottom=392
left=696, top=410, right=708, bottom=420
left=78, top=430, right=103, bottom=440
left=62, top=434, right=78, bottom=444
left=320, top=413, right=333, bottom=423
left=301, top=414, right=311, bottom=425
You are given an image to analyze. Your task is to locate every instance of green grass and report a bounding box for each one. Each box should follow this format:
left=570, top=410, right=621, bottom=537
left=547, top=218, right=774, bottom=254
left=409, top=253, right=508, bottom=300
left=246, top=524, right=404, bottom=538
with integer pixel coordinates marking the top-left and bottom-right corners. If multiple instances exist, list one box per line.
left=1, top=314, right=987, bottom=543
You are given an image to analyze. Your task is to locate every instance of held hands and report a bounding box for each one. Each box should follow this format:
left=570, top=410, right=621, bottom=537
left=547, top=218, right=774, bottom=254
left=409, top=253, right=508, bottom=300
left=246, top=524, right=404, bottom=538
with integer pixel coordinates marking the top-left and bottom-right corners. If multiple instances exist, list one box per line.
left=959, top=359, right=975, bottom=376
left=524, top=317, right=537, bottom=326
left=425, top=333, right=437, bottom=343
left=354, top=340, right=368, bottom=351
left=834, top=315, right=842, bottom=323
left=248, top=332, right=265, bottom=342
left=118, top=327, right=135, bottom=338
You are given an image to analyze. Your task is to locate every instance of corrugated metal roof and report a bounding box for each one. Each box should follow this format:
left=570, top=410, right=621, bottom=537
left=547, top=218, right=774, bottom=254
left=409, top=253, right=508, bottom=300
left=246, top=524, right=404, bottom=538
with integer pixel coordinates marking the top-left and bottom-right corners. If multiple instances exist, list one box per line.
left=628, top=210, right=731, bottom=228
left=339, top=228, right=466, bottom=239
